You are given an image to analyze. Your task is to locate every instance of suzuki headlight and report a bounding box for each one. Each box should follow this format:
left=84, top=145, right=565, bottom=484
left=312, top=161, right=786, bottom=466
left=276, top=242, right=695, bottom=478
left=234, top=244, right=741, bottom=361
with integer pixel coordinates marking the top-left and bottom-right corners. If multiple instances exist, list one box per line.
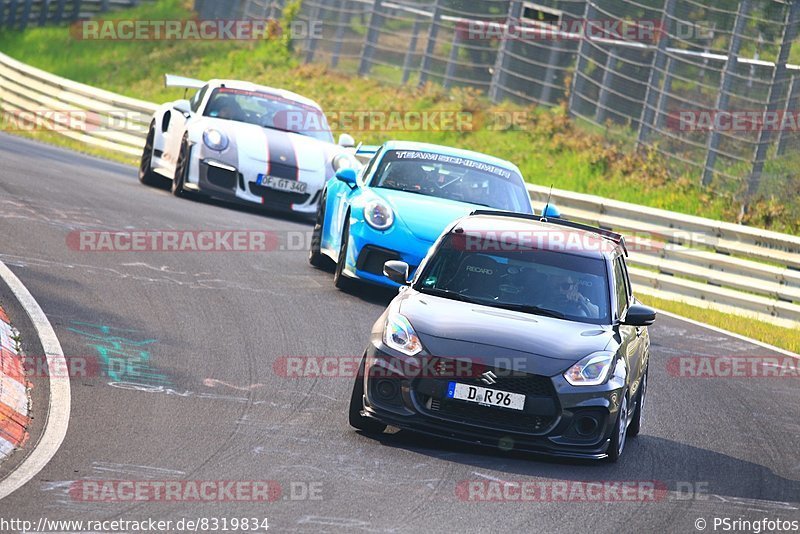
left=203, top=129, right=229, bottom=151
left=564, top=351, right=615, bottom=386
left=364, top=199, right=394, bottom=231
left=383, top=313, right=422, bottom=356
left=332, top=152, right=359, bottom=172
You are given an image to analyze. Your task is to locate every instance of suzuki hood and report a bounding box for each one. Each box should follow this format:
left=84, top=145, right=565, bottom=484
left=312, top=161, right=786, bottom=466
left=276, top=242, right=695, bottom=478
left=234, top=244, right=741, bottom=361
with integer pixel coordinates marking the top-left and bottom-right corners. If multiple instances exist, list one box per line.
left=397, top=291, right=615, bottom=376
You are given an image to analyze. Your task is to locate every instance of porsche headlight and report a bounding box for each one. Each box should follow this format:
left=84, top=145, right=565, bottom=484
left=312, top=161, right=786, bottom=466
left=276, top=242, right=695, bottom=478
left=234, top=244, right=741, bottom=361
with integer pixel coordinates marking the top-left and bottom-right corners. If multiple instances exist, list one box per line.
left=564, top=351, right=615, bottom=386
left=203, top=129, right=229, bottom=151
left=332, top=152, right=359, bottom=172
left=364, top=199, right=394, bottom=231
left=384, top=313, right=422, bottom=356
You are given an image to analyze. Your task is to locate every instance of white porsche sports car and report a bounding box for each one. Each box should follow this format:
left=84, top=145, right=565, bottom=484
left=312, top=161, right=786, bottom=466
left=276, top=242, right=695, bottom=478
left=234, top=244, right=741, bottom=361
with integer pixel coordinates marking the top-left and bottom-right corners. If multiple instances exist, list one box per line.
left=139, top=75, right=360, bottom=217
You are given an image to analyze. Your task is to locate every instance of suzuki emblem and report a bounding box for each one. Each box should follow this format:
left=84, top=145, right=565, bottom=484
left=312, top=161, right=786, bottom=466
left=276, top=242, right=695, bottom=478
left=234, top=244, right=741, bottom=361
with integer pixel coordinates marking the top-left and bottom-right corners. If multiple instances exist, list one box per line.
left=480, top=371, right=498, bottom=386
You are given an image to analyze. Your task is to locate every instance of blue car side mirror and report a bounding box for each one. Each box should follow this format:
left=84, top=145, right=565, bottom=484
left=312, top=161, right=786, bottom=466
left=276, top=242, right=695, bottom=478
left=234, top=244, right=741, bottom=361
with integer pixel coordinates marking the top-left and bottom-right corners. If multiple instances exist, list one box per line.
left=542, top=204, right=561, bottom=219
left=336, top=168, right=358, bottom=188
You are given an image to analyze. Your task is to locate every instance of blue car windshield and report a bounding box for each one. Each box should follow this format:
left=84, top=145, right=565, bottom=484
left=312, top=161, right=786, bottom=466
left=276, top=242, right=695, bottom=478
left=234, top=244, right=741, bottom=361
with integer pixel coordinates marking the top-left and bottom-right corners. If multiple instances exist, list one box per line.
left=416, top=235, right=611, bottom=324
left=370, top=150, right=533, bottom=213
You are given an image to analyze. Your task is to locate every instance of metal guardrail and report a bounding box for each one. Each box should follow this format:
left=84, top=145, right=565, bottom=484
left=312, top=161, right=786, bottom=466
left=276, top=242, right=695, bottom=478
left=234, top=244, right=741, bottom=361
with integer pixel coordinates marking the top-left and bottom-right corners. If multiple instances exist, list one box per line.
left=1, top=50, right=798, bottom=327
left=528, top=185, right=800, bottom=327
left=0, top=51, right=155, bottom=156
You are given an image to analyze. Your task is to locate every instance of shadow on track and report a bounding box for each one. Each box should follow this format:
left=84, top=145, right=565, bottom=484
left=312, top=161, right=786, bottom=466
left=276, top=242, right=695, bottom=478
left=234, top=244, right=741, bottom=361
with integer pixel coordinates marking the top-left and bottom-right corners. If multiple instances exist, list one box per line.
left=353, top=430, right=800, bottom=506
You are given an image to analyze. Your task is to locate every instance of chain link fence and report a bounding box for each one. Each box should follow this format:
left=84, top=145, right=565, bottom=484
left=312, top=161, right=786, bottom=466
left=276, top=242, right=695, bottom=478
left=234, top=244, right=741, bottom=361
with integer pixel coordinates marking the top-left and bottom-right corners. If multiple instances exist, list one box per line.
left=194, top=0, right=800, bottom=203
left=0, top=0, right=146, bottom=30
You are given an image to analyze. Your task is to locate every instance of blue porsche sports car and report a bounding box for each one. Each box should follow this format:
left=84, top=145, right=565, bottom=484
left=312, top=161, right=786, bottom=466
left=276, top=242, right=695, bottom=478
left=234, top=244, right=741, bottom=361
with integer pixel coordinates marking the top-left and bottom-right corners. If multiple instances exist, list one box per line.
left=309, top=141, right=535, bottom=289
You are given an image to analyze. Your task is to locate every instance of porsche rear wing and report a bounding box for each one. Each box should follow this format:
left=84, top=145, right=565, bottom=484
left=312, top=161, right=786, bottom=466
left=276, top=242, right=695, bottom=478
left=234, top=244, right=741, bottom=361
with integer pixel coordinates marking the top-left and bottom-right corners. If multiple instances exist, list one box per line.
left=164, top=74, right=205, bottom=90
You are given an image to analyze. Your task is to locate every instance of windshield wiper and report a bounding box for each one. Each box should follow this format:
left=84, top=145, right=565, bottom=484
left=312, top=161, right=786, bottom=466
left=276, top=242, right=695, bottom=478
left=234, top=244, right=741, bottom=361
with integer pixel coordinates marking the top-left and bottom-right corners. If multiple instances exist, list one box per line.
left=419, top=287, right=483, bottom=304
left=492, top=303, right=566, bottom=319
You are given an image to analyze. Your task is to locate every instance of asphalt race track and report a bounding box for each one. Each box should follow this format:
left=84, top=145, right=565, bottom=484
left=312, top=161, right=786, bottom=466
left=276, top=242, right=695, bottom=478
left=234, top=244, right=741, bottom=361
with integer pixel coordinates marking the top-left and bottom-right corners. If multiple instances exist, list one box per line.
left=0, top=133, right=798, bottom=533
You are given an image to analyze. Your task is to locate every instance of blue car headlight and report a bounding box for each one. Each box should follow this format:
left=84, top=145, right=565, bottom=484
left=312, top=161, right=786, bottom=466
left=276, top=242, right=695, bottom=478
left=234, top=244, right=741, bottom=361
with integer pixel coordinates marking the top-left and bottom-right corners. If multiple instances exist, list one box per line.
left=364, top=199, right=394, bottom=231
left=203, top=129, right=229, bottom=151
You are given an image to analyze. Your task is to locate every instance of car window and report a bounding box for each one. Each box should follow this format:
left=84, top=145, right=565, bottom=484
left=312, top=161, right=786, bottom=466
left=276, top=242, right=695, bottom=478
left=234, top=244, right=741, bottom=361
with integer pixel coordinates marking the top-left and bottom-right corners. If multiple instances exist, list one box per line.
left=416, top=235, right=611, bottom=325
left=202, top=88, right=334, bottom=143
left=620, top=256, right=632, bottom=298
left=360, top=147, right=383, bottom=184
left=613, top=257, right=629, bottom=319
left=190, top=85, right=208, bottom=113
left=370, top=150, right=532, bottom=214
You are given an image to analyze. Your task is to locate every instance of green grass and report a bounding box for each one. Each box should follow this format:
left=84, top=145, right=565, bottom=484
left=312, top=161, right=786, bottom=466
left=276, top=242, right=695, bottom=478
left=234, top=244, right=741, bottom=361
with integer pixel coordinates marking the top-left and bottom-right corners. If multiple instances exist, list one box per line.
left=641, top=295, right=800, bottom=355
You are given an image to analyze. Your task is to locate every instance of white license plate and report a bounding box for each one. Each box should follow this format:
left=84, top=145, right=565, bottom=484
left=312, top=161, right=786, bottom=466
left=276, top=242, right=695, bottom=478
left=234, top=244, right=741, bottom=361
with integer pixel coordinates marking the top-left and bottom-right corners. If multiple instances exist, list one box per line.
left=447, top=382, right=526, bottom=411
left=258, top=174, right=307, bottom=194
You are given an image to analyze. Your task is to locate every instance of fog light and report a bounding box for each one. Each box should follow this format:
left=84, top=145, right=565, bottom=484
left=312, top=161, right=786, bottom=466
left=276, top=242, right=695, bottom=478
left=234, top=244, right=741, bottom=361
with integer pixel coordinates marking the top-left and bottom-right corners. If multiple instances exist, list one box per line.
left=376, top=379, right=398, bottom=400
left=575, top=416, right=599, bottom=437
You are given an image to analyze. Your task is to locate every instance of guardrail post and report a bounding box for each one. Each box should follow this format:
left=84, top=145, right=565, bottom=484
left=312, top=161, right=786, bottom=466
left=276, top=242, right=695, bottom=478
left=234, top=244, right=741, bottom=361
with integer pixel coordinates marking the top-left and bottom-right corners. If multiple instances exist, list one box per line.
left=567, top=0, right=596, bottom=117
left=540, top=40, right=564, bottom=106
left=637, top=0, right=676, bottom=146
left=304, top=0, right=323, bottom=63
left=54, top=0, right=66, bottom=24
left=401, top=15, right=422, bottom=84
left=418, top=0, right=443, bottom=87
left=100, top=0, right=109, bottom=12
left=37, top=0, right=50, bottom=26
left=746, top=0, right=800, bottom=198
left=702, top=0, right=750, bottom=186
left=777, top=75, right=799, bottom=156
left=69, top=0, right=80, bottom=21
left=330, top=0, right=349, bottom=68
left=595, top=46, right=618, bottom=124
left=19, top=0, right=33, bottom=30
left=8, top=0, right=19, bottom=29
left=358, top=0, right=384, bottom=76
left=654, top=55, right=674, bottom=129
left=489, top=0, right=523, bottom=103
left=443, top=28, right=462, bottom=89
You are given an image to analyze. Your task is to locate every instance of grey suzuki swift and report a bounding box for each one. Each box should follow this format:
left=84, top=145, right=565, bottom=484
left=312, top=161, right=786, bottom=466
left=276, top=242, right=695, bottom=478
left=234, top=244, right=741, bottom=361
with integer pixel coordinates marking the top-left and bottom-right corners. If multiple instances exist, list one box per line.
left=348, top=210, right=656, bottom=462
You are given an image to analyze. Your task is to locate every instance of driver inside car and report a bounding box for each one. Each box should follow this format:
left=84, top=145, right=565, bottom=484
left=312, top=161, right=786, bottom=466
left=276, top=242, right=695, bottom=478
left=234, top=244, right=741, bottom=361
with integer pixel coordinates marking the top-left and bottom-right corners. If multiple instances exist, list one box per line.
left=543, top=273, right=600, bottom=318
left=206, top=95, right=243, bottom=121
